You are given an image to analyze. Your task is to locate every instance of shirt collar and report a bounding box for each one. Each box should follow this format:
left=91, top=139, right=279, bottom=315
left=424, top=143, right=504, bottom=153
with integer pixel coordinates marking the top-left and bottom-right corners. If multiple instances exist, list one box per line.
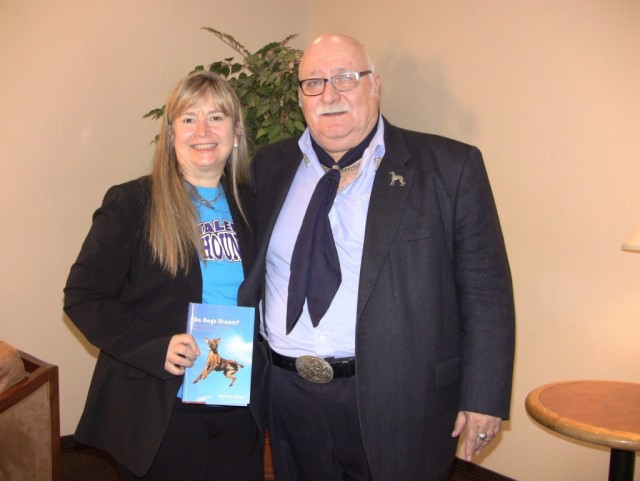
left=299, top=115, right=386, bottom=171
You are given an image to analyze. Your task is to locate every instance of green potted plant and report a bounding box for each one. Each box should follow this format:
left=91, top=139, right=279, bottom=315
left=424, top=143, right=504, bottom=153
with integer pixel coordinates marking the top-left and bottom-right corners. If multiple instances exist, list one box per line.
left=145, top=28, right=306, bottom=154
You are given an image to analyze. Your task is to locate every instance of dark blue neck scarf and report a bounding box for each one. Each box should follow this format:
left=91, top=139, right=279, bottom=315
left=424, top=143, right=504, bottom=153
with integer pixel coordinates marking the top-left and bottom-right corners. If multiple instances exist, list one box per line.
left=286, top=124, right=378, bottom=334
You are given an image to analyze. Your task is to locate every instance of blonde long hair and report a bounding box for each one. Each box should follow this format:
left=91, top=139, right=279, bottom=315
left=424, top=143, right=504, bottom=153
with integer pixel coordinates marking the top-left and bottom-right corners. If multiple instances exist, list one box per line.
left=148, top=71, right=250, bottom=276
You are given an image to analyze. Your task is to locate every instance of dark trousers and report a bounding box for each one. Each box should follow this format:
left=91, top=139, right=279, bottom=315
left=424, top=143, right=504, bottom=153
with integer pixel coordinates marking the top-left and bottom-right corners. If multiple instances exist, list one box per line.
left=117, top=400, right=263, bottom=481
left=265, top=363, right=373, bottom=481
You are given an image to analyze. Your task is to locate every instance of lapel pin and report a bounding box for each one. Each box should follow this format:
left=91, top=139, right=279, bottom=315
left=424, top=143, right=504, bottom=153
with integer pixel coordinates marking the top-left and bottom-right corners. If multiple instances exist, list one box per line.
left=389, top=171, right=406, bottom=187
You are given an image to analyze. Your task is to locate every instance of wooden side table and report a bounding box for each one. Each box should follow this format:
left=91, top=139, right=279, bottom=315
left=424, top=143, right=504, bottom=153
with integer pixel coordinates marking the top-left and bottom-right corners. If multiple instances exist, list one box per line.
left=525, top=380, right=640, bottom=481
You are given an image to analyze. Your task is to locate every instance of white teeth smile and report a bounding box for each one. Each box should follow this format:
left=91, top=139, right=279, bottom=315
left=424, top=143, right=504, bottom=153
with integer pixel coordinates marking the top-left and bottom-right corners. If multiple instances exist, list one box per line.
left=192, top=143, right=217, bottom=150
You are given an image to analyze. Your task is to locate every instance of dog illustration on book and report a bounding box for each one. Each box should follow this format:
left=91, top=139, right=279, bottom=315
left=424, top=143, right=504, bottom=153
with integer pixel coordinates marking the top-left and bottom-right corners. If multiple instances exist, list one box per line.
left=192, top=337, right=244, bottom=387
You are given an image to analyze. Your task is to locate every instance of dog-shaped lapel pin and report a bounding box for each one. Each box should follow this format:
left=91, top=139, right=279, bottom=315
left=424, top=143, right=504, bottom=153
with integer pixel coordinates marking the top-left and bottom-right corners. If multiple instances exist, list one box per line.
left=192, top=337, right=244, bottom=387
left=389, top=171, right=406, bottom=186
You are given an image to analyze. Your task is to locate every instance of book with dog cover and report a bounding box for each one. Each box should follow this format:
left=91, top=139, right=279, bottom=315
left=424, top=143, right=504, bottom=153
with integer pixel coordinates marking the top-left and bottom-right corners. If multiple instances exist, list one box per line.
left=181, top=303, right=255, bottom=406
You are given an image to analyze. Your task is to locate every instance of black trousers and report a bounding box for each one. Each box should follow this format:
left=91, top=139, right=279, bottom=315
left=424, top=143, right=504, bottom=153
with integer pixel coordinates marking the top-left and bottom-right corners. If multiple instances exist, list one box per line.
left=265, top=362, right=373, bottom=481
left=117, top=400, right=263, bottom=481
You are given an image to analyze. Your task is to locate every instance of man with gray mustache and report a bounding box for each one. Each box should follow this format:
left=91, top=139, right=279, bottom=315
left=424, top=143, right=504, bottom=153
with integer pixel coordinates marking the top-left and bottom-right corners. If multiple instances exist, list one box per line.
left=242, top=33, right=515, bottom=481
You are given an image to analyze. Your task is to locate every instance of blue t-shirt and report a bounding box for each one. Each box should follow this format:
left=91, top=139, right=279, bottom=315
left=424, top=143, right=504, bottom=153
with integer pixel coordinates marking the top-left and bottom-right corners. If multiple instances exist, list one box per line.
left=194, top=185, right=244, bottom=305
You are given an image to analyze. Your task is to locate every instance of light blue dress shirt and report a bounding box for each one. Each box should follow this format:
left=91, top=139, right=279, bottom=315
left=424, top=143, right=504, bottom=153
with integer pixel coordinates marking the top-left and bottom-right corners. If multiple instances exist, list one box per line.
left=262, top=117, right=386, bottom=358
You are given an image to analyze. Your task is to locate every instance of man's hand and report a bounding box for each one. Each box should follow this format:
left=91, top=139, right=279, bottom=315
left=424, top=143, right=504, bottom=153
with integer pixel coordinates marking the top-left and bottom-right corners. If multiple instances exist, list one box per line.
left=164, top=333, right=200, bottom=375
left=451, top=411, right=502, bottom=460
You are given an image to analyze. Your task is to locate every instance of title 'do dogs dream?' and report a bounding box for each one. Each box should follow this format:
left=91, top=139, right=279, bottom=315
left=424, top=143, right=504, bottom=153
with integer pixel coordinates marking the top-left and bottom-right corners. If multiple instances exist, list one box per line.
left=182, top=303, right=255, bottom=406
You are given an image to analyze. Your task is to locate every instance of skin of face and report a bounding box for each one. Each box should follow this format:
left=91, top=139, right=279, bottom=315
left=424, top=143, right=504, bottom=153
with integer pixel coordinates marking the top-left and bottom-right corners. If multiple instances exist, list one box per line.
left=298, top=34, right=381, bottom=161
left=172, top=95, right=237, bottom=187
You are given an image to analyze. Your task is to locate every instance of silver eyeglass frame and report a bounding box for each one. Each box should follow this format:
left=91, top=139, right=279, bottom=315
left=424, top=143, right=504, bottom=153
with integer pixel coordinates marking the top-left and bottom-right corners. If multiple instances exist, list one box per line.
left=299, top=70, right=373, bottom=96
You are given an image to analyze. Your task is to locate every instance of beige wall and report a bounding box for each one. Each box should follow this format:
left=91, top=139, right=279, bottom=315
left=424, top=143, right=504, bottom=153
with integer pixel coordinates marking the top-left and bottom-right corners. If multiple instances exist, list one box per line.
left=308, top=1, right=640, bottom=480
left=1, top=1, right=639, bottom=480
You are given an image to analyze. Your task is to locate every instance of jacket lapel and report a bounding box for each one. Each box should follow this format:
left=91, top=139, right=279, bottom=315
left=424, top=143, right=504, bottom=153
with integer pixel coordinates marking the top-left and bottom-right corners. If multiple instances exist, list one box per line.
left=228, top=187, right=255, bottom=278
left=185, top=252, right=203, bottom=303
left=255, top=141, right=302, bottom=264
left=357, top=122, right=413, bottom=317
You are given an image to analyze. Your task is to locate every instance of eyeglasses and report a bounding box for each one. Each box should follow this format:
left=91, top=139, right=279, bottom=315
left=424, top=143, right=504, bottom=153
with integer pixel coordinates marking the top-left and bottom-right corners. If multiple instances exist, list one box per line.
left=299, top=71, right=373, bottom=96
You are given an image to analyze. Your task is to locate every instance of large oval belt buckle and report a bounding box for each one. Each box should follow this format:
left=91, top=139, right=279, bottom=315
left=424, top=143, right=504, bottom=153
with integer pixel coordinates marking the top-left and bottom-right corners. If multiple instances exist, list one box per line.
left=295, top=355, right=334, bottom=383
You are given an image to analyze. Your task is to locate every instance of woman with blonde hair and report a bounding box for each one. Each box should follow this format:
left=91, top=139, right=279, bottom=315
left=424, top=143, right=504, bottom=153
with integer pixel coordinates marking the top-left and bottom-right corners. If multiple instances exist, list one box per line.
left=64, top=71, right=263, bottom=480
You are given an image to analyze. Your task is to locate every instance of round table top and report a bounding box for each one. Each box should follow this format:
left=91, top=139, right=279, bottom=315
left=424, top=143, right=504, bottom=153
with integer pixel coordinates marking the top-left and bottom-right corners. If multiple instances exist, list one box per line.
left=525, top=380, right=640, bottom=451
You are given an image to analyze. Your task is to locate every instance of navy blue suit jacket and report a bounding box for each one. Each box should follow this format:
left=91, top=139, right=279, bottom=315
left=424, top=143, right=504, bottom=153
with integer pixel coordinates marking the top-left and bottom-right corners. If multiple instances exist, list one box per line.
left=64, top=177, right=262, bottom=476
left=243, top=118, right=515, bottom=480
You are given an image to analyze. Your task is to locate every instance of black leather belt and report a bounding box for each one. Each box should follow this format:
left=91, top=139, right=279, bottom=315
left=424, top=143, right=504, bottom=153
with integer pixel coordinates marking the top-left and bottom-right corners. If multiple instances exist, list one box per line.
left=268, top=346, right=355, bottom=382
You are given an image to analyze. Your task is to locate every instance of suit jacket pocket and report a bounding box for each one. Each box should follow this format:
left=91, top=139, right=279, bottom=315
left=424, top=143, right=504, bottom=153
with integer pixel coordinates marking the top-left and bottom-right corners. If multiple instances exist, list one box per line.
left=398, top=223, right=443, bottom=242
left=435, top=356, right=461, bottom=388
left=107, top=356, right=147, bottom=379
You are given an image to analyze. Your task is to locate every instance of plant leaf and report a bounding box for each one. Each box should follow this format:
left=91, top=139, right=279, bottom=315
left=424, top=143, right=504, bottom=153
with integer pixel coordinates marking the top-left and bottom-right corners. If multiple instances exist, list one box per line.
left=146, top=29, right=306, bottom=154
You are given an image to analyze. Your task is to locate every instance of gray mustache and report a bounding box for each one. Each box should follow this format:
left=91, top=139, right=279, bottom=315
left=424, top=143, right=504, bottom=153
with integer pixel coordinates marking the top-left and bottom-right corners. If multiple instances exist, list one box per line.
left=315, top=104, right=350, bottom=115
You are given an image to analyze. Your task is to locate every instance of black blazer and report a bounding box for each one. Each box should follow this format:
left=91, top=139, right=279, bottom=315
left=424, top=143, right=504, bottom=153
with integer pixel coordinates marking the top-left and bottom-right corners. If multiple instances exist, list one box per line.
left=243, top=118, right=515, bottom=480
left=63, top=177, right=262, bottom=476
